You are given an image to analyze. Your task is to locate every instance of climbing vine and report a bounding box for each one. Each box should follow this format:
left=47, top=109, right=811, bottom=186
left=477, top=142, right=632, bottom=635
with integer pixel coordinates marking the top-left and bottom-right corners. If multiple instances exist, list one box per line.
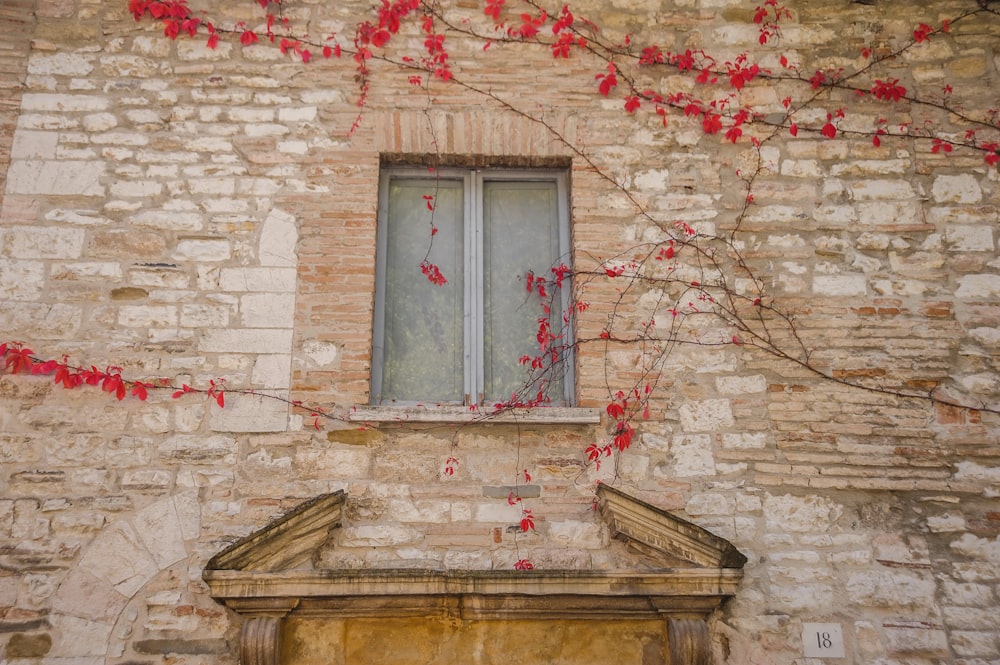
left=4, top=0, right=1000, bottom=567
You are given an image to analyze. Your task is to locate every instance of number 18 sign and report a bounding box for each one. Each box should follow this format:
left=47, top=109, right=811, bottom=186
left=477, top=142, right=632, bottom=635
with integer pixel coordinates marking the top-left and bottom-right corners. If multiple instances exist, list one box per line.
left=802, top=623, right=845, bottom=658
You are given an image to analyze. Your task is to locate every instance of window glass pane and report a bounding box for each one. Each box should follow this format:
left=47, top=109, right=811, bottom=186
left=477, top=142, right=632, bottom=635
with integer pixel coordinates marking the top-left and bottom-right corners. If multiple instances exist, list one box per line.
left=482, top=179, right=565, bottom=404
left=380, top=178, right=465, bottom=403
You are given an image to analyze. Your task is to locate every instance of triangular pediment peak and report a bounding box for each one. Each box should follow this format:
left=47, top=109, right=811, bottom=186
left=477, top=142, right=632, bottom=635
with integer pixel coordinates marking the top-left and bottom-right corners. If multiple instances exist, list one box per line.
left=203, top=487, right=745, bottom=665
left=597, top=484, right=748, bottom=570
left=203, top=487, right=747, bottom=577
left=206, top=490, right=346, bottom=573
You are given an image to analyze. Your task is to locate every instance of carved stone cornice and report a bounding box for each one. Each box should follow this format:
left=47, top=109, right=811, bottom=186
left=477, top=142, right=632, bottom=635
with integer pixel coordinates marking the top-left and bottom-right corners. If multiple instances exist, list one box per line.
left=597, top=484, right=748, bottom=569
left=204, top=568, right=743, bottom=620
left=203, top=488, right=745, bottom=665
left=207, top=491, right=346, bottom=573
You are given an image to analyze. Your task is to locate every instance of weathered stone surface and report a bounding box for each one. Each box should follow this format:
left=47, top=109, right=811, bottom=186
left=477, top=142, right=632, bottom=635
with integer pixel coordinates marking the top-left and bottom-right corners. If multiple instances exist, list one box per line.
left=3, top=2, right=1000, bottom=664
left=5, top=632, right=53, bottom=658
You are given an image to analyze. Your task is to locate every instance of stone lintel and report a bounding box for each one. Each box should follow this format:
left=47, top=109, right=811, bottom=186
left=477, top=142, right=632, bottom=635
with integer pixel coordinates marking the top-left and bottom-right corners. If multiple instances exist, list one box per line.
left=205, top=568, right=742, bottom=620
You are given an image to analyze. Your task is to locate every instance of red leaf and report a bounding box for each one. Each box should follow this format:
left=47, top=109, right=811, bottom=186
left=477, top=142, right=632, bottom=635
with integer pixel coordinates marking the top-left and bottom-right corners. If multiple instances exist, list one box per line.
left=4, top=347, right=34, bottom=374
left=420, top=260, right=447, bottom=286
left=606, top=402, right=625, bottom=420
left=821, top=122, right=837, bottom=139
left=789, top=123, right=798, bottom=137
left=131, top=382, right=149, bottom=400
left=520, top=512, right=535, bottom=532
left=702, top=113, right=722, bottom=134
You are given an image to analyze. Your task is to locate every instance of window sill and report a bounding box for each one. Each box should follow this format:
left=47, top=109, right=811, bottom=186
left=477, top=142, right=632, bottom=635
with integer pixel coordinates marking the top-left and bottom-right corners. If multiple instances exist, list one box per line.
left=348, top=405, right=601, bottom=425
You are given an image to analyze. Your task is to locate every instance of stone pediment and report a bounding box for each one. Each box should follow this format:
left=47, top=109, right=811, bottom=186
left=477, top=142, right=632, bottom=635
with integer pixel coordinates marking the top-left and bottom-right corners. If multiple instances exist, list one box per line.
left=203, top=486, right=746, bottom=665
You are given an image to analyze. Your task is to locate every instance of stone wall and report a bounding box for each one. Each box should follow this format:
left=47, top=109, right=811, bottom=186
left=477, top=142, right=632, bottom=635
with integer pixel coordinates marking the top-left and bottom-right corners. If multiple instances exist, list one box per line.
left=1, top=0, right=999, bottom=664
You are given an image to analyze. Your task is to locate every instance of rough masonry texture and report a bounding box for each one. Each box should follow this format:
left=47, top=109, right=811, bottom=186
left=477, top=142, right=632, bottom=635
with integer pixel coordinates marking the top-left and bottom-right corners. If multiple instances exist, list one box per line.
left=1, top=0, right=999, bottom=664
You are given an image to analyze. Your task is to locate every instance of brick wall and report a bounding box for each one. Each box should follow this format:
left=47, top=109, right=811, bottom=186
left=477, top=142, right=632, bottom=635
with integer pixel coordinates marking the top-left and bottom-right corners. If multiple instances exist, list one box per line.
left=1, top=1, right=999, bottom=663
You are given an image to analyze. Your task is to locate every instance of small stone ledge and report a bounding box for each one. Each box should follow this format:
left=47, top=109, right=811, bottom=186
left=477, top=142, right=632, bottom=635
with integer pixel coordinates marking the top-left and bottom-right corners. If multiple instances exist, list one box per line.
left=348, top=405, right=601, bottom=425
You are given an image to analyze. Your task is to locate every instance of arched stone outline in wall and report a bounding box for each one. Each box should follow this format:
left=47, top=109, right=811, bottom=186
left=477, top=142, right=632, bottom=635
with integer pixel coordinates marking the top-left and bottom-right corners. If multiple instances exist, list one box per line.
left=47, top=491, right=202, bottom=663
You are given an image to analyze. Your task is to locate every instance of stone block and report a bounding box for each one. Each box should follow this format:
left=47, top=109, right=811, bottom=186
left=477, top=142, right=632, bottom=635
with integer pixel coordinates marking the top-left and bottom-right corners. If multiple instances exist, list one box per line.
left=945, top=226, right=994, bottom=252
left=208, top=393, right=289, bottom=433
left=219, top=267, right=297, bottom=292
left=3, top=226, right=85, bottom=259
left=20, top=93, right=107, bottom=111
left=932, top=174, right=982, bottom=203
left=338, top=525, right=422, bottom=547
left=198, top=328, right=293, bottom=353
left=188, top=177, right=236, bottom=195
left=133, top=497, right=188, bottom=569
left=812, top=274, right=867, bottom=296
left=678, top=399, right=734, bottom=432
left=259, top=208, right=299, bottom=267
left=51, top=566, right=127, bottom=622
left=278, top=106, right=318, bottom=122
left=130, top=209, right=204, bottom=232
left=0, top=260, right=45, bottom=300
left=949, top=533, right=1000, bottom=562
left=685, top=493, right=733, bottom=516
left=669, top=434, right=716, bottom=477
left=241, top=293, right=296, bottom=327
left=4, top=632, right=53, bottom=658
left=50, top=261, right=122, bottom=281
left=76, top=522, right=159, bottom=598
left=763, top=494, right=840, bottom=533
left=846, top=569, right=937, bottom=612
left=721, top=432, right=768, bottom=449
left=883, top=623, right=949, bottom=655
left=117, top=305, right=177, bottom=327
left=956, top=275, right=1000, bottom=299
left=109, top=179, right=163, bottom=197
left=857, top=200, right=918, bottom=225
left=252, top=354, right=292, bottom=389
left=158, top=434, right=238, bottom=463
left=10, top=130, right=59, bottom=159
left=120, top=469, right=173, bottom=491
left=716, top=374, right=767, bottom=395
left=849, top=179, right=915, bottom=200
left=5, top=160, right=106, bottom=196
left=386, top=499, right=452, bottom=523
left=180, top=304, right=229, bottom=327
left=173, top=237, right=232, bottom=262
left=473, top=502, right=522, bottom=524
left=547, top=520, right=606, bottom=548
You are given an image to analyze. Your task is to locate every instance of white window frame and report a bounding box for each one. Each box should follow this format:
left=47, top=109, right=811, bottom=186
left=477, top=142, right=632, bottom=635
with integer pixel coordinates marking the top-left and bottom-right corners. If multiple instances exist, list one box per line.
left=371, top=166, right=574, bottom=407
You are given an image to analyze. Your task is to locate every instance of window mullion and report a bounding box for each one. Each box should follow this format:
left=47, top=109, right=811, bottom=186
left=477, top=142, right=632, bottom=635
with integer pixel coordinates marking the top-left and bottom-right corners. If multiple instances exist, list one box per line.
left=463, top=173, right=482, bottom=404
left=556, top=172, right=574, bottom=405
left=465, top=171, right=483, bottom=405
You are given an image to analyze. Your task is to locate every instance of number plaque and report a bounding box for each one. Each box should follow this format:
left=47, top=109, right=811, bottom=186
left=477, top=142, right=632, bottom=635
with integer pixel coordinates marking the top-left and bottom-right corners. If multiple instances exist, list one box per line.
left=802, top=623, right=845, bottom=658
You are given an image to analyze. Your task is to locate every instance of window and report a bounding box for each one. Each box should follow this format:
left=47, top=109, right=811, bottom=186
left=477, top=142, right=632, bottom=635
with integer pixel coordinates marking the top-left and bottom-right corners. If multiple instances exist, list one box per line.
left=372, top=167, right=572, bottom=407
